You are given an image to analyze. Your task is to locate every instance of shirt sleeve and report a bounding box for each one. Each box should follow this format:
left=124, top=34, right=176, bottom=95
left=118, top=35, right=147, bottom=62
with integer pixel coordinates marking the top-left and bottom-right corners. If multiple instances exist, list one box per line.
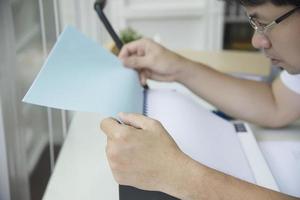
left=280, top=71, right=300, bottom=95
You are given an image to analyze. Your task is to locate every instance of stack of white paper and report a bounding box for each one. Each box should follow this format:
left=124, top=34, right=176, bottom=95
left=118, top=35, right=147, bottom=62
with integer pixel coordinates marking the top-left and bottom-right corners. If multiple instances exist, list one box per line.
left=147, top=89, right=255, bottom=183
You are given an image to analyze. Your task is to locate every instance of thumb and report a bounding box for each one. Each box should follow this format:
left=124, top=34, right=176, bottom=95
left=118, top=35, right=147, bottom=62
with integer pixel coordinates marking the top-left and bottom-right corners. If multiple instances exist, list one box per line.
left=100, top=117, right=123, bottom=139
left=118, top=112, right=153, bottom=130
left=139, top=69, right=150, bottom=86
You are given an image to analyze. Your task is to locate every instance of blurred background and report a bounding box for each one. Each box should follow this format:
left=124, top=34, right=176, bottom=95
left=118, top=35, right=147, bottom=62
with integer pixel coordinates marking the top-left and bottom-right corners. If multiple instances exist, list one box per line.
left=0, top=0, right=257, bottom=200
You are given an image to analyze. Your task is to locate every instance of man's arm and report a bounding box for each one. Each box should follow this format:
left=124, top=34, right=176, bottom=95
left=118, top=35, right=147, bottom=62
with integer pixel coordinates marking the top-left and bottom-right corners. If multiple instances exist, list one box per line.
left=101, top=113, right=300, bottom=200
left=176, top=58, right=300, bottom=127
left=168, top=155, right=299, bottom=200
left=120, top=39, right=300, bottom=128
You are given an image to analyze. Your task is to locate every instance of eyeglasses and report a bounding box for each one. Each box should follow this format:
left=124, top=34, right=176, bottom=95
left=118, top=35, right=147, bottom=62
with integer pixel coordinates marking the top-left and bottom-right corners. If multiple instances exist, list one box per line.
left=248, top=6, right=300, bottom=34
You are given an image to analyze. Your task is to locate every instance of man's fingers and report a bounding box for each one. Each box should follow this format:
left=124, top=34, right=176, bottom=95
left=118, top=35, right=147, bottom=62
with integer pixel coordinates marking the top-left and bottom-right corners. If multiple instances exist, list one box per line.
left=122, top=56, right=146, bottom=70
left=118, top=112, right=159, bottom=130
left=119, top=40, right=145, bottom=59
left=141, top=73, right=147, bottom=86
left=139, top=69, right=149, bottom=86
left=100, top=118, right=122, bottom=139
left=119, top=39, right=149, bottom=70
left=118, top=43, right=135, bottom=58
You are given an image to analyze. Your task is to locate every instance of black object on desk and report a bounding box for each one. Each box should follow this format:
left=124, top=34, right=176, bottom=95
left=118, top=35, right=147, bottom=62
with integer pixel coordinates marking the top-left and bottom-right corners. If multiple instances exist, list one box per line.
left=119, top=185, right=180, bottom=200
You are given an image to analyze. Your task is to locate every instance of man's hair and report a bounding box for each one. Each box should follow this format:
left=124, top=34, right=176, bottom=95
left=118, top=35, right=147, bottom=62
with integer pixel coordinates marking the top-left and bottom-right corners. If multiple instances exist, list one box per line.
left=237, top=0, right=300, bottom=6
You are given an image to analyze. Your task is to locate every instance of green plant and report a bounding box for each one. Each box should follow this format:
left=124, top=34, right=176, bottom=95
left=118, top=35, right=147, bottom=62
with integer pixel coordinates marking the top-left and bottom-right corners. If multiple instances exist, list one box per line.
left=120, top=27, right=142, bottom=44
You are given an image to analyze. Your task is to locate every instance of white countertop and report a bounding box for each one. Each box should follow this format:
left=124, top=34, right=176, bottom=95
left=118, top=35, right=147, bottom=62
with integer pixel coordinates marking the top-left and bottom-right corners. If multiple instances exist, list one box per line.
left=42, top=112, right=118, bottom=200
left=42, top=81, right=212, bottom=200
left=43, top=110, right=300, bottom=200
left=42, top=50, right=298, bottom=199
left=251, top=122, right=300, bottom=197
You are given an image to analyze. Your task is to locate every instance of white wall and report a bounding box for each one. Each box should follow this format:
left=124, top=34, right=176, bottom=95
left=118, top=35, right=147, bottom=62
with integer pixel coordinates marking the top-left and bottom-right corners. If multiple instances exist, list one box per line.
left=59, top=0, right=225, bottom=51
left=111, top=0, right=225, bottom=50
left=59, top=0, right=113, bottom=44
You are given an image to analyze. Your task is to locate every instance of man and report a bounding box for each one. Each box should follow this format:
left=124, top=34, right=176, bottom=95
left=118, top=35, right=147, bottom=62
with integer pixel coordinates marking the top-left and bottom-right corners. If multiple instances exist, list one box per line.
left=101, top=0, right=300, bottom=199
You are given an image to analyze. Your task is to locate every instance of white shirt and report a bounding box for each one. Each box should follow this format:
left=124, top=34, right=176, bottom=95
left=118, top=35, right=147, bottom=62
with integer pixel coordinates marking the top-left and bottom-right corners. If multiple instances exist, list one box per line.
left=280, top=71, right=300, bottom=95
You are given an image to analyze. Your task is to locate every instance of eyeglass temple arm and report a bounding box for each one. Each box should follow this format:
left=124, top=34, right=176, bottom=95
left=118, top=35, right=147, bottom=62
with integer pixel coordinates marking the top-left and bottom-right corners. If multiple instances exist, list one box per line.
left=275, top=6, right=300, bottom=23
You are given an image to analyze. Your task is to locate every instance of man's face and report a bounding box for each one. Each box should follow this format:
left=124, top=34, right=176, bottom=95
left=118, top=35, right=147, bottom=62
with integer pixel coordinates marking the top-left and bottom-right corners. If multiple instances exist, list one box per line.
left=245, top=3, right=300, bottom=74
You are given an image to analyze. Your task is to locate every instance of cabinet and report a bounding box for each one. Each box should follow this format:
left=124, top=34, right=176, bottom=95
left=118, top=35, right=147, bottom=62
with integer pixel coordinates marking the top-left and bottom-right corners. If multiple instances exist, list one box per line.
left=223, top=1, right=255, bottom=51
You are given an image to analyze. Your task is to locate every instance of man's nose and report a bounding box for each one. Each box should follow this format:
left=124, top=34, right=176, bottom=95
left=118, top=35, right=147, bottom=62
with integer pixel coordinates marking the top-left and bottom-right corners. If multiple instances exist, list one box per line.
left=251, top=31, right=272, bottom=49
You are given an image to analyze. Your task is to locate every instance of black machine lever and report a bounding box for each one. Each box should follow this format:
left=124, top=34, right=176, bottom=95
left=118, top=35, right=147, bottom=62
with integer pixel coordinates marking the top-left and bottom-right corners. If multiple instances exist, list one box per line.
left=94, top=0, right=123, bottom=50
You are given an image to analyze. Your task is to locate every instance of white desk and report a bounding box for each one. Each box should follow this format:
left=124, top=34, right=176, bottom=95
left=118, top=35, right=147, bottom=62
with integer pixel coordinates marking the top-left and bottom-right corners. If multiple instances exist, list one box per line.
left=42, top=112, right=118, bottom=200
left=42, top=81, right=212, bottom=200
left=177, top=50, right=271, bottom=77
left=42, top=110, right=300, bottom=200
left=42, top=51, right=297, bottom=199
left=251, top=122, right=300, bottom=197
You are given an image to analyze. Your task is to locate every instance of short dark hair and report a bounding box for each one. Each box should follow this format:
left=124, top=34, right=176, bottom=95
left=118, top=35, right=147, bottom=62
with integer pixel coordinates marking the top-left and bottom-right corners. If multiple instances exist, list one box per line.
left=234, top=0, right=300, bottom=6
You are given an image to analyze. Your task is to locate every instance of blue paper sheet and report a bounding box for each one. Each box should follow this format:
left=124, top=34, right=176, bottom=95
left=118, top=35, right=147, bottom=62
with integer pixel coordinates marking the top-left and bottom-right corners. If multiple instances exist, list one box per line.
left=23, top=26, right=144, bottom=117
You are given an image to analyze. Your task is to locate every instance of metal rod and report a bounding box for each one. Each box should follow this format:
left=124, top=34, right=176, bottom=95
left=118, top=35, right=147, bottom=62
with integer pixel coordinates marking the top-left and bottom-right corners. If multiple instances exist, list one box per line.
left=39, top=0, right=55, bottom=172
left=53, top=0, right=68, bottom=139
left=47, top=108, right=55, bottom=171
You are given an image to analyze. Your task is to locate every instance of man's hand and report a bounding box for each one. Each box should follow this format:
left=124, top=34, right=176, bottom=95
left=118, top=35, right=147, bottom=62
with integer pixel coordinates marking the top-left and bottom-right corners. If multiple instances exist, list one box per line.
left=100, top=112, right=188, bottom=193
left=119, top=38, right=189, bottom=86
